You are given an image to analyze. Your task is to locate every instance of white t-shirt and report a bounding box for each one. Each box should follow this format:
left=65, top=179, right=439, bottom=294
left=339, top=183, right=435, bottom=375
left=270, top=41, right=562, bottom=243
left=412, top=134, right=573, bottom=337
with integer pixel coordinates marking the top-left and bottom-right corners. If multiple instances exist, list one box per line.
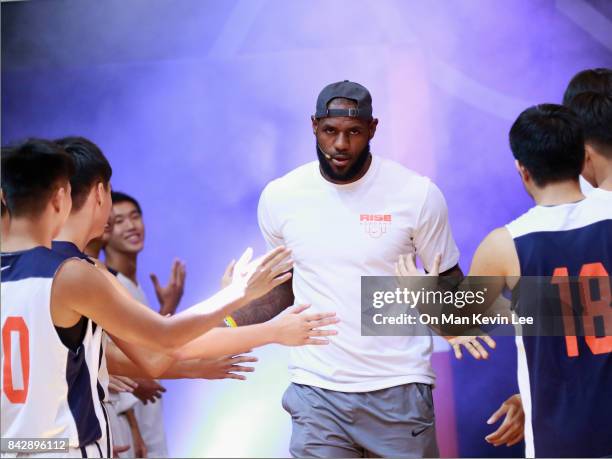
left=116, top=273, right=168, bottom=458
left=258, top=155, right=460, bottom=392
left=589, top=187, right=612, bottom=202
left=579, top=175, right=594, bottom=196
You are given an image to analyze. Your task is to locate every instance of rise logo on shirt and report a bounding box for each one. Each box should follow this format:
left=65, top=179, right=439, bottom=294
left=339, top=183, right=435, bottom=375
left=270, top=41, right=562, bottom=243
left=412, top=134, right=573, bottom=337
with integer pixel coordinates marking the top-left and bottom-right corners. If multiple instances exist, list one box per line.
left=360, top=214, right=392, bottom=239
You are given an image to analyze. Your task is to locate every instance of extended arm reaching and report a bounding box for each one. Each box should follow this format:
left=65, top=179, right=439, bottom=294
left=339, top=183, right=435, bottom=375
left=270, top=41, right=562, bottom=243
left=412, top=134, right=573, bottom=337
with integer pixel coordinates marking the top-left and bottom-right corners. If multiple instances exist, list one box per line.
left=52, top=247, right=292, bottom=353
left=229, top=275, right=295, bottom=326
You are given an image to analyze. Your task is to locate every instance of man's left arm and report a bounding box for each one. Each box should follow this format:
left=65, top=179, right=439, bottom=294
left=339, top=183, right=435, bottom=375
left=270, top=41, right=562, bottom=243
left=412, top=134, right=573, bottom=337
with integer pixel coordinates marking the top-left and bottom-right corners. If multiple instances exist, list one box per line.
left=410, top=181, right=496, bottom=358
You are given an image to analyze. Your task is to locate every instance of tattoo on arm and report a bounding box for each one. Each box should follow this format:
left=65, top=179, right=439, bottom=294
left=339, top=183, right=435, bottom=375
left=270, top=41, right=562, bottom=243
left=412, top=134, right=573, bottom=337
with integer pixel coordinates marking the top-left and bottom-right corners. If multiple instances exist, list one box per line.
left=231, top=276, right=295, bottom=326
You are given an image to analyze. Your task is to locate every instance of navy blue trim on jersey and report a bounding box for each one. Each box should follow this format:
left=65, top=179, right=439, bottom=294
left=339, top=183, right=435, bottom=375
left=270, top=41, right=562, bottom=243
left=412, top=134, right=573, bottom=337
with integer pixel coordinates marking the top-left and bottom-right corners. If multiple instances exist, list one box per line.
left=66, top=348, right=102, bottom=447
left=52, top=240, right=90, bottom=260
left=1, top=246, right=71, bottom=282
left=51, top=241, right=100, bottom=336
left=94, top=441, right=102, bottom=457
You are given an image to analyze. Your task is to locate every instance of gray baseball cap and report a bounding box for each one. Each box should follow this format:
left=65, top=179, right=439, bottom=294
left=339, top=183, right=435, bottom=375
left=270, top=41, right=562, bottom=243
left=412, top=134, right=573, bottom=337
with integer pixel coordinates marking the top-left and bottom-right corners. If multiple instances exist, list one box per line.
left=314, top=80, right=373, bottom=120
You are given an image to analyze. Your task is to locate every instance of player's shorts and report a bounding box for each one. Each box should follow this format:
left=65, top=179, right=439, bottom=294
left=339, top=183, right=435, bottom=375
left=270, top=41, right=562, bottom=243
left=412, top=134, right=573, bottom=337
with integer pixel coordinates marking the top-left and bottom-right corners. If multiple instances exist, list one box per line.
left=283, top=382, right=439, bottom=458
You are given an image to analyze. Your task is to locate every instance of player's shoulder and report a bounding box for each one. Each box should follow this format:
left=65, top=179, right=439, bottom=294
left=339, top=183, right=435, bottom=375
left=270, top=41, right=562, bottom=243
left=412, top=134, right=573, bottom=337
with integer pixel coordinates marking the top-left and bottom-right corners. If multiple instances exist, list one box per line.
left=483, top=226, right=514, bottom=247
left=52, top=255, right=105, bottom=288
left=269, top=161, right=319, bottom=187
left=470, top=225, right=517, bottom=276
left=1, top=246, right=73, bottom=282
left=377, top=156, right=432, bottom=190
left=506, top=197, right=611, bottom=239
left=505, top=205, right=539, bottom=239
left=260, top=161, right=319, bottom=199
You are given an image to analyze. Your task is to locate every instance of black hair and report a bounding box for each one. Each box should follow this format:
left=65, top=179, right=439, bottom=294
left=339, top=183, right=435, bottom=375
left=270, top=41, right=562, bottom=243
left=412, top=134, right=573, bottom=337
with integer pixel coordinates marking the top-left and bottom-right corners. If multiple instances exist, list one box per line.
left=111, top=191, right=142, bottom=214
left=1, top=138, right=75, bottom=217
left=509, top=104, right=584, bottom=187
left=562, top=68, right=612, bottom=105
left=567, top=91, right=612, bottom=158
left=54, top=137, right=112, bottom=212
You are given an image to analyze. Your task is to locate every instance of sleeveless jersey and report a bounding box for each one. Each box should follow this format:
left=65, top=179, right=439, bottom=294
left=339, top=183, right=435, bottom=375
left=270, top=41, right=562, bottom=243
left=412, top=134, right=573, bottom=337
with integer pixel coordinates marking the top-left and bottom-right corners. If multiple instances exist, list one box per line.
left=1, top=246, right=108, bottom=452
left=506, top=197, right=612, bottom=457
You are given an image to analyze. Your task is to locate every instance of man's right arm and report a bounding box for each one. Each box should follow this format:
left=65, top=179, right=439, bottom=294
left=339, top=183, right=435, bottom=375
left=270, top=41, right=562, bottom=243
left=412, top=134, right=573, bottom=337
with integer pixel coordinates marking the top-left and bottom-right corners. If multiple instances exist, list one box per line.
left=243, top=181, right=295, bottom=326
left=230, top=276, right=295, bottom=326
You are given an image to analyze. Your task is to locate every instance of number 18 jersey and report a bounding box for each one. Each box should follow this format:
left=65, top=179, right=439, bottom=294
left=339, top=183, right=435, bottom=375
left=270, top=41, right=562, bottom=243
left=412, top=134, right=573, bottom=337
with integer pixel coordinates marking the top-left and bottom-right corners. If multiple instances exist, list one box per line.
left=506, top=195, right=612, bottom=458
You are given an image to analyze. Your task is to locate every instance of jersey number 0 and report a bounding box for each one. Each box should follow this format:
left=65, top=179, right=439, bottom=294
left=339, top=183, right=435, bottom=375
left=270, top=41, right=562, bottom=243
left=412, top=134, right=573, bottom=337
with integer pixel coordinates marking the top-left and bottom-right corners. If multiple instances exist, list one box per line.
left=1, top=316, right=30, bottom=403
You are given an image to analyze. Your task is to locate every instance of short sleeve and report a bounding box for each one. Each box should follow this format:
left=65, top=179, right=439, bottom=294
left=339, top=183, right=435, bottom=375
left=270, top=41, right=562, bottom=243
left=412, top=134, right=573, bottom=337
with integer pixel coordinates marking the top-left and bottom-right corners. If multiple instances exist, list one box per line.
left=257, top=183, right=285, bottom=250
left=413, top=181, right=460, bottom=273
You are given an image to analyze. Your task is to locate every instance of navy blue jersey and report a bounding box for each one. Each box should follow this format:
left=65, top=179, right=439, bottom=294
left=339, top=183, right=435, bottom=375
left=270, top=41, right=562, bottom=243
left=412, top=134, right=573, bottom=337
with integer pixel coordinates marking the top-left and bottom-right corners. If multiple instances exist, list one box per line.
left=506, top=195, right=612, bottom=457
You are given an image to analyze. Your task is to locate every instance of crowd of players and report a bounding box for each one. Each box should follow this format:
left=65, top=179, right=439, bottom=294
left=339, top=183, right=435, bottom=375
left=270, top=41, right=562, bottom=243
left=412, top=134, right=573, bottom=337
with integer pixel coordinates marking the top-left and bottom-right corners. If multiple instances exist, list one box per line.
left=1, top=67, right=611, bottom=458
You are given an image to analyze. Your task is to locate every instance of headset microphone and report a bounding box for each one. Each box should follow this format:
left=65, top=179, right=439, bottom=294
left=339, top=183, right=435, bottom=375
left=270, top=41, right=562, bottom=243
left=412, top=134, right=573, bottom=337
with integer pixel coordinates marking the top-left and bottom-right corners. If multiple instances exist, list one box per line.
left=317, top=143, right=333, bottom=160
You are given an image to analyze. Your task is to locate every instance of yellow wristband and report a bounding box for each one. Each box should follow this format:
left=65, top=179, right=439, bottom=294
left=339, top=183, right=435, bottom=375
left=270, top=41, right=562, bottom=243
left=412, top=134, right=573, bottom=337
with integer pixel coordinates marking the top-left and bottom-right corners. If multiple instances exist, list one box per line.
left=224, top=315, right=237, bottom=328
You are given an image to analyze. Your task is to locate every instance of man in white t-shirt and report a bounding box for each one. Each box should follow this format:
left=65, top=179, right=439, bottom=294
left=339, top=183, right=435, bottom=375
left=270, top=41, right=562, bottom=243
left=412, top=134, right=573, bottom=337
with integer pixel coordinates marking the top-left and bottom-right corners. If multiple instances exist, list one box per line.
left=257, top=81, right=463, bottom=457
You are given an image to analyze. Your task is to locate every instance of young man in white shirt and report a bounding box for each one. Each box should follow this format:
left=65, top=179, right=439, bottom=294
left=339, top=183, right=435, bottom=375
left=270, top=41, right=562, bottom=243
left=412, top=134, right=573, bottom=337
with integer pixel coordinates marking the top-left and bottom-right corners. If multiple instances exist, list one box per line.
left=562, top=67, right=612, bottom=196
left=256, top=81, right=463, bottom=457
left=566, top=89, right=612, bottom=199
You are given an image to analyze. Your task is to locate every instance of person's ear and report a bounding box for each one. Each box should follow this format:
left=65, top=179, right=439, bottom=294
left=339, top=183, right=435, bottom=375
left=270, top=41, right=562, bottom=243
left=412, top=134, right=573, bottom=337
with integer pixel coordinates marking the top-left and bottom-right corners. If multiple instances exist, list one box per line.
left=96, top=182, right=106, bottom=206
left=581, top=144, right=598, bottom=187
left=311, top=116, right=318, bottom=136
left=51, top=185, right=69, bottom=214
left=368, top=118, right=379, bottom=140
left=515, top=160, right=529, bottom=182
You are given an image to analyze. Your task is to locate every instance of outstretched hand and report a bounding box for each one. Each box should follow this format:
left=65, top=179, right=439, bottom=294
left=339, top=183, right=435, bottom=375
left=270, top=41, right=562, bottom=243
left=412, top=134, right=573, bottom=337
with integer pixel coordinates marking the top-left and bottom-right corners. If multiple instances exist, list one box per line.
left=448, top=334, right=497, bottom=360
left=271, top=304, right=339, bottom=346
left=132, top=378, right=166, bottom=404
left=231, top=247, right=293, bottom=302
left=221, top=259, right=236, bottom=289
left=485, top=394, right=525, bottom=447
left=108, top=375, right=138, bottom=394
left=193, top=354, right=258, bottom=381
left=150, top=258, right=186, bottom=316
left=395, top=253, right=442, bottom=277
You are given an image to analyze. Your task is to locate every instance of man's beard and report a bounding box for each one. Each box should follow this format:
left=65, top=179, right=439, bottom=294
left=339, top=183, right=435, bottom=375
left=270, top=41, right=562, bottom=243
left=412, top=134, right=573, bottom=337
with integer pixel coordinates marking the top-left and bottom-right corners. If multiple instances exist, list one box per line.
left=316, top=142, right=371, bottom=183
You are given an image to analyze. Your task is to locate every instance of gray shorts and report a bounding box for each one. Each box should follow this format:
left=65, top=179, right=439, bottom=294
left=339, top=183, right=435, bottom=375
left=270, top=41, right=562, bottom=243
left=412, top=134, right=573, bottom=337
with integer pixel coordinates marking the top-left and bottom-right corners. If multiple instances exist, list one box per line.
left=282, top=382, right=439, bottom=458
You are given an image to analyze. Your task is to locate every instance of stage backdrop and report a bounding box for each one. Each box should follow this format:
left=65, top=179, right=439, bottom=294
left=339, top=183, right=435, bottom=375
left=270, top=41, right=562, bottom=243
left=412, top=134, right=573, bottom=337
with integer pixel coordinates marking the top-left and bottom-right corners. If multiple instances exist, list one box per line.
left=3, top=0, right=611, bottom=457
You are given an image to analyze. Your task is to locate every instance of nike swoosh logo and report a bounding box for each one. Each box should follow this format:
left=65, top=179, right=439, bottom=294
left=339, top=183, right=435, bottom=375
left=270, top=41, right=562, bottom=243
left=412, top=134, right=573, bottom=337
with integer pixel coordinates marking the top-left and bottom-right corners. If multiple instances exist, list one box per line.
left=412, top=425, right=431, bottom=437
left=0, top=265, right=10, bottom=272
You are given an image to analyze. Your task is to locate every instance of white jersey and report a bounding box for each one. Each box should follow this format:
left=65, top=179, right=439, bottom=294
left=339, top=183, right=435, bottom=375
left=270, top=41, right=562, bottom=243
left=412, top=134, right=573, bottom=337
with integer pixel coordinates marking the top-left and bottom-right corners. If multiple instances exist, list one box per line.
left=116, top=273, right=168, bottom=458
left=1, top=247, right=109, bottom=454
left=258, top=155, right=460, bottom=391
